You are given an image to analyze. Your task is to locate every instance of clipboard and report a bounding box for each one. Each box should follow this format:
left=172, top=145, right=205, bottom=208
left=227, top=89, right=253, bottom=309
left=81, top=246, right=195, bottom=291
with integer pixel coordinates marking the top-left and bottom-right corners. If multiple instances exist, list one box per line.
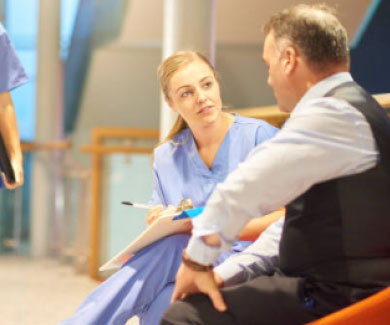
left=0, top=132, right=15, bottom=184
left=99, top=206, right=205, bottom=272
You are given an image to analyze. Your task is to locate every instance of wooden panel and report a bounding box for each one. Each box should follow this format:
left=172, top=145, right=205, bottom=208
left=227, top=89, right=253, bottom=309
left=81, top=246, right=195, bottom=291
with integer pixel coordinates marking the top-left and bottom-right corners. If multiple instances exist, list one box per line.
left=89, top=132, right=103, bottom=279
left=93, top=127, right=159, bottom=140
left=81, top=145, right=154, bottom=155
left=21, top=140, right=71, bottom=152
left=233, top=93, right=390, bottom=127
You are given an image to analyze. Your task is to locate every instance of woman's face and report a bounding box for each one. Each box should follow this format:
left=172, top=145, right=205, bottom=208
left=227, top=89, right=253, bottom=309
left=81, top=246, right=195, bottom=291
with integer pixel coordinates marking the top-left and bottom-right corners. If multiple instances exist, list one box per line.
left=166, top=59, right=223, bottom=128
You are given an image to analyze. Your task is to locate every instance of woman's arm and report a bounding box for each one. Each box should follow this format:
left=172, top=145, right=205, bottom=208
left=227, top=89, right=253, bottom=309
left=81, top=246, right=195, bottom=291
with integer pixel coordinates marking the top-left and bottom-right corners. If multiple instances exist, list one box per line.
left=0, top=91, right=23, bottom=189
left=238, top=207, right=284, bottom=241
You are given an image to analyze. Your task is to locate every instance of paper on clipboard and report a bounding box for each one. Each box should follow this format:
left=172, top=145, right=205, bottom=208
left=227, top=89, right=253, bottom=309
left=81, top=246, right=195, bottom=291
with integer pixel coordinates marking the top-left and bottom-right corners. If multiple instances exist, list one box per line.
left=99, top=207, right=204, bottom=272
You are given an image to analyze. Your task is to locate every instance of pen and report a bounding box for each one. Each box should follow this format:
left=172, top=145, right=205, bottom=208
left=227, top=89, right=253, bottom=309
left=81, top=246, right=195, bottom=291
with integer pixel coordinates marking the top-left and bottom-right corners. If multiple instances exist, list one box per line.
left=121, top=201, right=184, bottom=218
left=121, top=201, right=154, bottom=210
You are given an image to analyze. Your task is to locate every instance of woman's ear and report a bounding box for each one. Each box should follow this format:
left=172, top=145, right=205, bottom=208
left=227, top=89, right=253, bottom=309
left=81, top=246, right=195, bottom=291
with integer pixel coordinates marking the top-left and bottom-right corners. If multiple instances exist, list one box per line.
left=165, top=96, right=177, bottom=112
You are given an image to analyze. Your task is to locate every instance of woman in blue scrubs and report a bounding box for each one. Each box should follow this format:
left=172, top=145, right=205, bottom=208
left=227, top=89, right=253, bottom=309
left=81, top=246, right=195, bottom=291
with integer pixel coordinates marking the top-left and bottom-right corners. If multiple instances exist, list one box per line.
left=0, top=22, right=28, bottom=189
left=61, top=51, right=281, bottom=325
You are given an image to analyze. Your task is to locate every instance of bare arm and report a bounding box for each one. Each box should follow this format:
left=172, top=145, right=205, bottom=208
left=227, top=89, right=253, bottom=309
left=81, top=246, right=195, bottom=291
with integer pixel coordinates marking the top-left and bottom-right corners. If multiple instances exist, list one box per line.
left=238, top=207, right=284, bottom=241
left=0, top=91, right=23, bottom=189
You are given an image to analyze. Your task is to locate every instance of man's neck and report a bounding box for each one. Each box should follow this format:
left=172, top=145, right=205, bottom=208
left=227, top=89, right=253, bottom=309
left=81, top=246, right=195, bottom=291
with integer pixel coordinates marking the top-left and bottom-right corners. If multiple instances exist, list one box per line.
left=297, top=64, right=349, bottom=101
left=307, top=64, right=349, bottom=90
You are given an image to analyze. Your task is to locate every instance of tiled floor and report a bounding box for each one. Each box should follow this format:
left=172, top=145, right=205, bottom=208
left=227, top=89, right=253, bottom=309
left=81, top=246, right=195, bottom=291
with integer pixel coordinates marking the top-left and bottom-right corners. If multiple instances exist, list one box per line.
left=0, top=255, right=138, bottom=325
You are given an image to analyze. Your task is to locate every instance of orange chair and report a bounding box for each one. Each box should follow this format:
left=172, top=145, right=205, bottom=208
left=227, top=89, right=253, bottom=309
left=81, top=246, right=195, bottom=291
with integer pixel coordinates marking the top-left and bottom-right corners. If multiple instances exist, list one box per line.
left=306, top=287, right=390, bottom=325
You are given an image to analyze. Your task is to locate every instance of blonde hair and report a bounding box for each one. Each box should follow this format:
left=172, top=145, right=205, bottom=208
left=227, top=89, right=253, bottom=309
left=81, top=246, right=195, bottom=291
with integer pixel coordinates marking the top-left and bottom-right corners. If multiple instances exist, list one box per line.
left=157, top=51, right=217, bottom=142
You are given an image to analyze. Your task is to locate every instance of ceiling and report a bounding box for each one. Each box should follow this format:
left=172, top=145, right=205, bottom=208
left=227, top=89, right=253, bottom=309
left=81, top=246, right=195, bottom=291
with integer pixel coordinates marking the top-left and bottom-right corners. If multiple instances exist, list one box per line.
left=120, top=0, right=371, bottom=45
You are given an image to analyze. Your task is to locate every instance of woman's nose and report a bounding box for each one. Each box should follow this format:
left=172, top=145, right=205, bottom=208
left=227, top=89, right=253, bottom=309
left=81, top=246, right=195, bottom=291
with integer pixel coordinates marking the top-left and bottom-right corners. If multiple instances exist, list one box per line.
left=197, top=90, right=207, bottom=103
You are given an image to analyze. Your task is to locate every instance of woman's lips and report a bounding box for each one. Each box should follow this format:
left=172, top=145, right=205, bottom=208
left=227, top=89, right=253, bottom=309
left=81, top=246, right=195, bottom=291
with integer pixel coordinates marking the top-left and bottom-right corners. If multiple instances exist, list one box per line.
left=198, top=106, right=213, bottom=114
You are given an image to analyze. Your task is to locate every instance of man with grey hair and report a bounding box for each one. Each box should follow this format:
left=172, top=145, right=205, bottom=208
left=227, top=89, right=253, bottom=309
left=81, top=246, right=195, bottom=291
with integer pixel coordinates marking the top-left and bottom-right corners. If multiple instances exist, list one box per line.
left=161, top=4, right=390, bottom=325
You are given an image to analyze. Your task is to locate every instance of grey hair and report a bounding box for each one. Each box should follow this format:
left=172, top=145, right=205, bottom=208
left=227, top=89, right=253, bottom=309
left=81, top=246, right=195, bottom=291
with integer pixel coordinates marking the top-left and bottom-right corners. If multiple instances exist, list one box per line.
left=263, top=4, right=349, bottom=70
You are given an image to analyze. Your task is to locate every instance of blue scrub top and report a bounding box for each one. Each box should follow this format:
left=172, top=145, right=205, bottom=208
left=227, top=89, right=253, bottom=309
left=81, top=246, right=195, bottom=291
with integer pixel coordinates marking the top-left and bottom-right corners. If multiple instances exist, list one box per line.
left=149, top=114, right=278, bottom=208
left=0, top=22, right=28, bottom=93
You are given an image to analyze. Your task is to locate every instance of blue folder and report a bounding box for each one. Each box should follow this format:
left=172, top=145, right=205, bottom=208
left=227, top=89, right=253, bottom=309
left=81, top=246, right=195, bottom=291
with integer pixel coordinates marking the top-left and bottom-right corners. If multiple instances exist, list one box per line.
left=173, top=206, right=204, bottom=220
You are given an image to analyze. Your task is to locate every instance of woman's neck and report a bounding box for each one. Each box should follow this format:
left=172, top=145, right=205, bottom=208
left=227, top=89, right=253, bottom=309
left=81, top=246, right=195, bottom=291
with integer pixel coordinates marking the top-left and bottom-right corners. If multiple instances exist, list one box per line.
left=191, top=112, right=235, bottom=168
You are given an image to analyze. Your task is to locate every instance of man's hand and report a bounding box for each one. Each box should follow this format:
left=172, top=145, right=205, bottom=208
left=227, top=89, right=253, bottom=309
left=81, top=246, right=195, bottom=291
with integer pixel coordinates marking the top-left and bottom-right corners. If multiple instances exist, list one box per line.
left=2, top=156, right=23, bottom=190
left=171, top=263, right=227, bottom=312
left=214, top=272, right=225, bottom=288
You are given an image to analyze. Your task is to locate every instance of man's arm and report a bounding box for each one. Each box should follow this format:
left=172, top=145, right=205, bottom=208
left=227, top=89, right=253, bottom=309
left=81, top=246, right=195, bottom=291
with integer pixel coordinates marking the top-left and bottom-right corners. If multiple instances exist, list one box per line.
left=0, top=91, right=23, bottom=189
left=171, top=97, right=379, bottom=309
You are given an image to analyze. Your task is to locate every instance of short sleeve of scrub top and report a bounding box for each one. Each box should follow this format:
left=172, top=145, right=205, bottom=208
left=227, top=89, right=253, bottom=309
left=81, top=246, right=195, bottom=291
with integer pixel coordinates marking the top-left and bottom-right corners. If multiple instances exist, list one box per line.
left=0, top=23, right=28, bottom=93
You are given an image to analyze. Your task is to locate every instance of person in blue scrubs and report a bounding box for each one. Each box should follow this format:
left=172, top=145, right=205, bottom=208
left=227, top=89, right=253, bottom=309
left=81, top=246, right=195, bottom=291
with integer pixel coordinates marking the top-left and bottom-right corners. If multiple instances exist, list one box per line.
left=61, top=51, right=282, bottom=325
left=0, top=22, right=28, bottom=189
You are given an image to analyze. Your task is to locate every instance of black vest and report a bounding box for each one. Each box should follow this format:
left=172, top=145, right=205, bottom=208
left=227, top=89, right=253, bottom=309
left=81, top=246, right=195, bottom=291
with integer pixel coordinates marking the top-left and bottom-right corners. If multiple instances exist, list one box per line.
left=279, top=82, right=390, bottom=292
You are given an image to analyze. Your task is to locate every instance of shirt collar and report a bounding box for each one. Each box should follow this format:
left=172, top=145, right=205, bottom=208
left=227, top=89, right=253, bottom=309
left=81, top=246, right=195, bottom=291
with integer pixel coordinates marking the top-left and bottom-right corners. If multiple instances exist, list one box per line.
left=293, top=72, right=353, bottom=113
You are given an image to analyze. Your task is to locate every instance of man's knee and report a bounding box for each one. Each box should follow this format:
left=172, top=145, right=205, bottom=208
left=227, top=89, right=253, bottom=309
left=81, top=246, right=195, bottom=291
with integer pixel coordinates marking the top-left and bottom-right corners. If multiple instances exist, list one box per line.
left=161, top=294, right=236, bottom=325
left=161, top=300, right=191, bottom=325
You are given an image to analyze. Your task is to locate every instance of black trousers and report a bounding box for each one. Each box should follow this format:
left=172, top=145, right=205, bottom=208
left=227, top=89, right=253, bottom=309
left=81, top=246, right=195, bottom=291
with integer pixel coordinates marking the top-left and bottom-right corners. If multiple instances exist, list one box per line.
left=160, top=273, right=352, bottom=325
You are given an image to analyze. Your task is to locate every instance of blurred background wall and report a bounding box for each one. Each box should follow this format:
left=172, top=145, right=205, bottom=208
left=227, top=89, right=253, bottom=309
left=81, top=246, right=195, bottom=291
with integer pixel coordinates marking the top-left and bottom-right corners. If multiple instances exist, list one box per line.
left=0, top=0, right=389, bottom=278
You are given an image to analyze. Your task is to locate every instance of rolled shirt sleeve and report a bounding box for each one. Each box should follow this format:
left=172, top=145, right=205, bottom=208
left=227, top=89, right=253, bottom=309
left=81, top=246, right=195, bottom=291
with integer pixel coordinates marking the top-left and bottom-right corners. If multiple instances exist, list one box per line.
left=214, top=217, right=283, bottom=286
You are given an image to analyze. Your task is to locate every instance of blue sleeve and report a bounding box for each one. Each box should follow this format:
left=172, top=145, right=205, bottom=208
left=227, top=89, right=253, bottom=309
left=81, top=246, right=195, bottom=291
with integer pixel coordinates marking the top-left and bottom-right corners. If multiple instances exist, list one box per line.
left=0, top=23, right=28, bottom=93
left=148, top=161, right=167, bottom=207
left=255, top=121, right=279, bottom=146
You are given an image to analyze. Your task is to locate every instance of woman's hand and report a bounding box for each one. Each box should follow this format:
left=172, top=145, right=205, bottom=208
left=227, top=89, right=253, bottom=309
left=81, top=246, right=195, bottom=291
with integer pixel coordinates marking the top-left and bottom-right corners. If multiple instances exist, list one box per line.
left=146, top=204, right=193, bottom=233
left=146, top=205, right=175, bottom=226
left=146, top=205, right=164, bottom=226
left=2, top=155, right=24, bottom=190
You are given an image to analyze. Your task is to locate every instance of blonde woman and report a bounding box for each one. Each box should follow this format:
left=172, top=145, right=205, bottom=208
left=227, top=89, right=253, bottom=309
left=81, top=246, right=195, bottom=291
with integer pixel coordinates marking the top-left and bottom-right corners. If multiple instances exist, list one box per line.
left=61, top=51, right=282, bottom=325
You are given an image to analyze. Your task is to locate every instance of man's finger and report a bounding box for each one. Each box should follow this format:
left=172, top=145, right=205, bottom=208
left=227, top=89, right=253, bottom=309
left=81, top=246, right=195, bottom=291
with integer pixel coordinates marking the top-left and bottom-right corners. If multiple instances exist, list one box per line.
left=207, top=287, right=227, bottom=312
left=171, top=286, right=181, bottom=304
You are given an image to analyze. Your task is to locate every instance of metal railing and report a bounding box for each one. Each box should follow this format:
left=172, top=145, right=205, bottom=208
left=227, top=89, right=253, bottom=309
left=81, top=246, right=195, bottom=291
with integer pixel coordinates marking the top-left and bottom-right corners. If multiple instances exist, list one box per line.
left=0, top=139, right=92, bottom=275
left=81, top=127, right=159, bottom=279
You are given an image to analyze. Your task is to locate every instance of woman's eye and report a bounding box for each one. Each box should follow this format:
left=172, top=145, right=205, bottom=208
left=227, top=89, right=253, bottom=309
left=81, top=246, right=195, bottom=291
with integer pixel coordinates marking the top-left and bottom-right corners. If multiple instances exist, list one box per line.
left=181, top=91, right=190, bottom=97
left=204, top=81, right=212, bottom=88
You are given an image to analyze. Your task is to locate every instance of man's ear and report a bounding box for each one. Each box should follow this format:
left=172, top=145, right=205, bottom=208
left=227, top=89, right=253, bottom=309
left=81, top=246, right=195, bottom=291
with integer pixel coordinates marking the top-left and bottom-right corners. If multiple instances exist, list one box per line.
left=164, top=96, right=177, bottom=112
left=282, top=46, right=298, bottom=75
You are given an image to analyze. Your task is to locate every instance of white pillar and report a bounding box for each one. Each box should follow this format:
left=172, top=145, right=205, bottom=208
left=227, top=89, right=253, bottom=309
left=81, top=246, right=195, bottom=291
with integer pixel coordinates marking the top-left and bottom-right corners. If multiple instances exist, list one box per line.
left=159, top=0, right=216, bottom=140
left=30, top=0, right=61, bottom=256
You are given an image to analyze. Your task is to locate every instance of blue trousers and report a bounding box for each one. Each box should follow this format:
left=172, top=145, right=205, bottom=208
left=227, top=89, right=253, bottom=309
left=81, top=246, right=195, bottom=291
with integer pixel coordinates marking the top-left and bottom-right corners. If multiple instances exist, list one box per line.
left=60, top=235, right=251, bottom=325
